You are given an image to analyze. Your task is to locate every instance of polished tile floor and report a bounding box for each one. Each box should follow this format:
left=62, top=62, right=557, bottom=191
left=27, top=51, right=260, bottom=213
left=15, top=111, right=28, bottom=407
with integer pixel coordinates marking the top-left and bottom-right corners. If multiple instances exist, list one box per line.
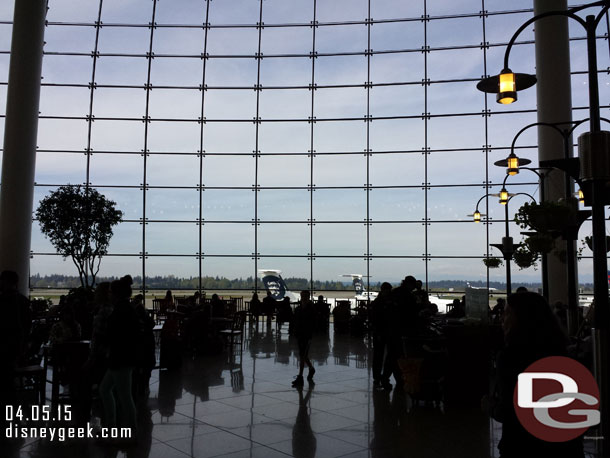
left=9, top=323, right=513, bottom=458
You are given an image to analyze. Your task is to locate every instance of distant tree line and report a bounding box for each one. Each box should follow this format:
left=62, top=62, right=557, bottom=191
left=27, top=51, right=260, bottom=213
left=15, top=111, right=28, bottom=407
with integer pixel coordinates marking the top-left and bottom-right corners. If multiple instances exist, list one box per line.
left=28, top=274, right=591, bottom=293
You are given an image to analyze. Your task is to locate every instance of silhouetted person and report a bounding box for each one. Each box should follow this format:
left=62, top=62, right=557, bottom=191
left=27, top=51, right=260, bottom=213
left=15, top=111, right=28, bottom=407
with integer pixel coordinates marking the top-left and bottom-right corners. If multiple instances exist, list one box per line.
left=292, top=385, right=316, bottom=458
left=292, top=290, right=316, bottom=387
left=134, top=294, right=156, bottom=403
left=515, top=286, right=528, bottom=293
left=495, top=292, right=583, bottom=457
left=99, top=279, right=139, bottom=432
left=0, top=270, right=31, bottom=443
left=210, top=293, right=225, bottom=318
left=313, top=295, right=330, bottom=331
left=262, top=290, right=276, bottom=325
left=277, top=296, right=293, bottom=333
left=370, top=282, right=393, bottom=390
left=49, top=306, right=81, bottom=344
left=446, top=298, right=465, bottom=318
left=249, top=292, right=262, bottom=321
left=160, top=289, right=174, bottom=313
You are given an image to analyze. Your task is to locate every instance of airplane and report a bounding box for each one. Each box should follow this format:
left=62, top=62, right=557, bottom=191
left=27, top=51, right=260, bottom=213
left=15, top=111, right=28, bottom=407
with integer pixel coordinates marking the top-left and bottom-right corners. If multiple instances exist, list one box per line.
left=258, top=270, right=378, bottom=309
left=340, top=274, right=378, bottom=302
left=258, top=269, right=300, bottom=302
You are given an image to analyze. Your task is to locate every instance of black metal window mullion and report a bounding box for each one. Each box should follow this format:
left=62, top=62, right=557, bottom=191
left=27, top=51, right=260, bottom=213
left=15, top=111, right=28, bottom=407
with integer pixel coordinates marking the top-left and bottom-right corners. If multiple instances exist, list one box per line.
left=253, top=0, right=264, bottom=293
left=423, top=0, right=430, bottom=287
left=309, top=0, right=318, bottom=294
left=198, top=0, right=212, bottom=295
left=141, top=0, right=158, bottom=295
left=365, top=0, right=372, bottom=297
left=481, top=0, right=491, bottom=293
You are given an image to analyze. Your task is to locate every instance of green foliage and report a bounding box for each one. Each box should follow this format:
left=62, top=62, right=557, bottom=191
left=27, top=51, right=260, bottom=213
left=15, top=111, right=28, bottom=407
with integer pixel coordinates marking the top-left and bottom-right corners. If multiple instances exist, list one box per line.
left=483, top=257, right=503, bottom=268
left=35, top=185, right=123, bottom=288
left=513, top=246, right=538, bottom=270
left=514, top=199, right=576, bottom=233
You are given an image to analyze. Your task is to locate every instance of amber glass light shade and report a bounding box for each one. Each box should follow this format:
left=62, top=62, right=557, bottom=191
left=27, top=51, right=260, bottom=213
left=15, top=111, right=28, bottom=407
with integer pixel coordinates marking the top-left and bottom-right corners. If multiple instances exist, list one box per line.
left=473, top=210, right=481, bottom=223
left=499, top=188, right=509, bottom=205
left=497, top=71, right=517, bottom=104
left=507, top=154, right=519, bottom=175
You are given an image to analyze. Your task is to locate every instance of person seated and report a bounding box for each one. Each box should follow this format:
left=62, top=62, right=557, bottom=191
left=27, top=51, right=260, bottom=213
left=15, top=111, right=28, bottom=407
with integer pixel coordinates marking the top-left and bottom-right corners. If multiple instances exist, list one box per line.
left=314, top=295, right=330, bottom=330
left=210, top=294, right=225, bottom=318
left=249, top=292, right=262, bottom=319
left=50, top=306, right=82, bottom=344
left=262, top=290, right=276, bottom=324
left=276, top=297, right=293, bottom=333
left=491, top=298, right=506, bottom=324
left=160, top=290, right=175, bottom=314
left=446, top=298, right=465, bottom=318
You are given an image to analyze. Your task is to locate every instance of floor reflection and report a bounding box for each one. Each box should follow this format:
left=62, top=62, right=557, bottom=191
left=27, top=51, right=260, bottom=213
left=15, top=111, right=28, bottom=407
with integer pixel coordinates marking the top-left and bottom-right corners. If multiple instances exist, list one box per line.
left=7, top=323, right=499, bottom=458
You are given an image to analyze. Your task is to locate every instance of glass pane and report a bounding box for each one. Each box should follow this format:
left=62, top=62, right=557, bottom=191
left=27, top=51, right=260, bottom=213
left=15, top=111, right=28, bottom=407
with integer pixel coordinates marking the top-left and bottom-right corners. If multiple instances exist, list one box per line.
left=90, top=120, right=145, bottom=152
left=259, top=89, right=310, bottom=120
left=35, top=152, right=86, bottom=185
left=258, top=189, right=310, bottom=221
left=147, top=188, right=199, bottom=220
left=150, top=57, right=204, bottom=86
left=312, top=258, right=367, bottom=284
left=93, top=87, right=147, bottom=119
left=145, top=256, right=198, bottom=282
left=96, top=187, right=143, bottom=221
left=202, top=223, right=253, bottom=255
left=107, top=222, right=142, bottom=255
left=263, top=0, right=313, bottom=23
left=203, top=189, right=254, bottom=221
left=314, top=154, right=366, bottom=187
left=259, top=122, right=310, bottom=153
left=369, top=188, right=425, bottom=221
left=147, top=154, right=200, bottom=187
left=313, top=223, right=365, bottom=256
left=261, top=26, right=312, bottom=56
left=207, top=28, right=259, bottom=57
left=205, top=89, right=256, bottom=120
left=370, top=222, right=425, bottom=256
left=146, top=222, right=198, bottom=255
left=314, top=120, right=365, bottom=152
left=149, top=88, right=202, bottom=120
left=428, top=115, right=486, bottom=151
left=45, top=25, right=96, bottom=53
left=89, top=153, right=144, bottom=186
left=258, top=223, right=310, bottom=255
left=152, top=27, right=205, bottom=55
left=204, top=122, right=256, bottom=152
left=203, top=155, right=254, bottom=187
left=427, top=222, right=488, bottom=256
left=42, top=55, right=93, bottom=85
left=369, top=153, right=424, bottom=188
left=205, top=59, right=258, bottom=87
left=260, top=58, right=311, bottom=87
left=370, top=84, right=424, bottom=118
left=369, top=118, right=424, bottom=152
left=201, top=257, right=256, bottom=286
left=147, top=122, right=200, bottom=152
left=428, top=16, right=482, bottom=48
left=428, top=149, right=487, bottom=186
left=38, top=119, right=88, bottom=151
left=369, top=258, right=426, bottom=286
left=101, top=0, right=153, bottom=23
left=39, top=86, right=90, bottom=118
left=97, top=26, right=152, bottom=56
left=95, top=56, right=149, bottom=86
left=46, top=0, right=100, bottom=22
left=316, top=23, right=367, bottom=54
left=314, top=189, right=365, bottom=221
left=258, top=154, right=310, bottom=188
left=427, top=186, right=486, bottom=222
left=315, top=55, right=367, bottom=86
left=371, top=52, right=424, bottom=84
left=315, top=87, right=366, bottom=119
left=316, top=0, right=367, bottom=23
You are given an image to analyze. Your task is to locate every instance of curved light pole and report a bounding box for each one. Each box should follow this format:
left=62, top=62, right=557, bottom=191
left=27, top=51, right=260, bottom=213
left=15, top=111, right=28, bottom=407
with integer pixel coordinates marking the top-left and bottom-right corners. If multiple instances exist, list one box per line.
left=497, top=119, right=606, bottom=334
left=477, top=2, right=610, bottom=452
left=472, top=192, right=536, bottom=296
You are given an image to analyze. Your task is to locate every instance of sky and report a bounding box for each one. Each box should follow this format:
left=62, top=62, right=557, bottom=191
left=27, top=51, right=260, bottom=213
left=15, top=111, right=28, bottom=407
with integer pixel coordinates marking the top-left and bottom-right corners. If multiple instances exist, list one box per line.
left=0, top=0, right=607, bottom=286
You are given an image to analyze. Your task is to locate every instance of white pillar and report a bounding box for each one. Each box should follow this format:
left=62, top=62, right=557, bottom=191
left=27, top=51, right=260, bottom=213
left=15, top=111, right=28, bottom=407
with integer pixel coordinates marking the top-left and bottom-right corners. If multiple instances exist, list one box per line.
left=534, top=0, right=574, bottom=307
left=0, top=1, right=47, bottom=295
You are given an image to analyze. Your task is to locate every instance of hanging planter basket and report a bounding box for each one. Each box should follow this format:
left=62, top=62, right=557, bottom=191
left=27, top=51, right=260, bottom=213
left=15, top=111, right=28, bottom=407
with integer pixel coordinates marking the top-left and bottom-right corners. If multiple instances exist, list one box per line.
left=525, top=233, right=555, bottom=254
left=584, top=235, right=610, bottom=253
left=483, top=257, right=503, bottom=268
left=514, top=199, right=577, bottom=233
left=513, top=246, right=538, bottom=270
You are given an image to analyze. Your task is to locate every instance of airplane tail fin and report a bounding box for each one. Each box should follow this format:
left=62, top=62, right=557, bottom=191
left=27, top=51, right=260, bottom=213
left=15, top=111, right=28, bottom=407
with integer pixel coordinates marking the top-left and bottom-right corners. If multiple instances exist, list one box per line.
left=260, top=271, right=288, bottom=300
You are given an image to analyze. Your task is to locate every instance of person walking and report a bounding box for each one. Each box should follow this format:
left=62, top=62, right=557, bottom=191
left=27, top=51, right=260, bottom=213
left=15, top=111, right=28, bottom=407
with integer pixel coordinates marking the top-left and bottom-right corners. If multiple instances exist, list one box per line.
left=292, top=290, right=316, bottom=387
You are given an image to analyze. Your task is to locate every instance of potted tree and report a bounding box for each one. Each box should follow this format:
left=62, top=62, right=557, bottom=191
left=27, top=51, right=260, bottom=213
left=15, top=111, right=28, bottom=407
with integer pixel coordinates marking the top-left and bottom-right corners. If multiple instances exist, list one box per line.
left=36, top=185, right=123, bottom=289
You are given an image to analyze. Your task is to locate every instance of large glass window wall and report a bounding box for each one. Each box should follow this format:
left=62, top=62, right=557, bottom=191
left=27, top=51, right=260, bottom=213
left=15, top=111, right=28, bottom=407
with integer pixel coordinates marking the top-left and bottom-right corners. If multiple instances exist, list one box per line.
left=0, top=0, right=608, bottom=294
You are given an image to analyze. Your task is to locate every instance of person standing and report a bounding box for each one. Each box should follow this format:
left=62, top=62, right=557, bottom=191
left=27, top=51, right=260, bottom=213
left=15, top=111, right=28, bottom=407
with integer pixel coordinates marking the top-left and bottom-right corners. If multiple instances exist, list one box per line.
left=292, top=290, right=316, bottom=387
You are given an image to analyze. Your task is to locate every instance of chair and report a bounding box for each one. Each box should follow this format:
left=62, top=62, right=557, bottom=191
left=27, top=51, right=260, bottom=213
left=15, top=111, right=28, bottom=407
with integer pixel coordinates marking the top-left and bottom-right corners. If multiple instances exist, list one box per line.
left=219, top=311, right=246, bottom=350
left=14, top=365, right=46, bottom=405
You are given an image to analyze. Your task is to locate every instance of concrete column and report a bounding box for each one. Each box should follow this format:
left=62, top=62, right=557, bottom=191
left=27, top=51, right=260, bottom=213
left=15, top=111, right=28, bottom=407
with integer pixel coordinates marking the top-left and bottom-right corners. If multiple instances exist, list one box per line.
left=0, top=1, right=47, bottom=295
left=534, top=0, right=574, bottom=307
